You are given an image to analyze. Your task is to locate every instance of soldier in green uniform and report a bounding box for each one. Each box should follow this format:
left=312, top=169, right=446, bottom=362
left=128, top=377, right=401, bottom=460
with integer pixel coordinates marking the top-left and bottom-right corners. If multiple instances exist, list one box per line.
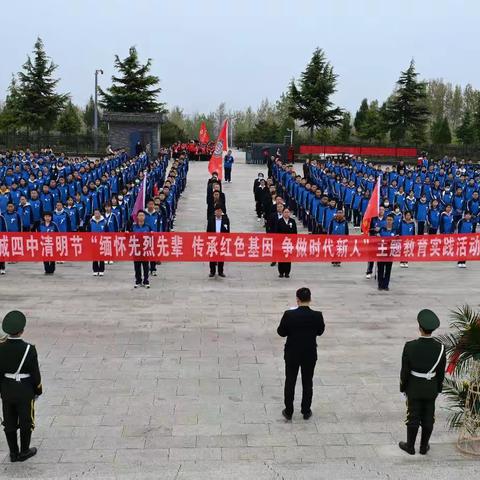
left=399, top=309, right=446, bottom=455
left=0, top=311, right=42, bottom=462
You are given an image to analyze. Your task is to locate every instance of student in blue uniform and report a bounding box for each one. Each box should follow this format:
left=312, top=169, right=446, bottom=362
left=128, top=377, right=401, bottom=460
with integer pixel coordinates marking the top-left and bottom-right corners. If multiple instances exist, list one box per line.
left=131, top=210, right=152, bottom=288
left=144, top=199, right=163, bottom=276
left=377, top=214, right=397, bottom=291
left=3, top=203, right=22, bottom=233
left=415, top=195, right=429, bottom=235
left=399, top=211, right=416, bottom=268
left=17, top=196, right=33, bottom=232
left=467, top=191, right=480, bottom=231
left=38, top=212, right=58, bottom=274
left=223, top=150, right=234, bottom=183
left=456, top=211, right=474, bottom=268
left=88, top=208, right=108, bottom=276
left=439, top=204, right=455, bottom=234
left=28, top=190, right=42, bottom=232
left=427, top=199, right=441, bottom=234
left=328, top=209, right=349, bottom=267
left=366, top=206, right=386, bottom=279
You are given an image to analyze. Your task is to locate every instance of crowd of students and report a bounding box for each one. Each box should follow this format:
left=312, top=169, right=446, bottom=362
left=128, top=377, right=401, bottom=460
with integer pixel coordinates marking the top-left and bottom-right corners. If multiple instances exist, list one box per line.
left=0, top=148, right=189, bottom=280
left=251, top=153, right=480, bottom=289
left=171, top=140, right=215, bottom=161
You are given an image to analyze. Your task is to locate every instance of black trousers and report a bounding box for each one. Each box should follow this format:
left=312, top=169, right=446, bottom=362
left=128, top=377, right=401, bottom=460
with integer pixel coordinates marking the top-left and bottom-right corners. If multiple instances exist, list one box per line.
left=92, top=261, right=105, bottom=273
left=0, top=262, right=5, bottom=270
left=377, top=261, right=392, bottom=289
left=209, top=262, right=224, bottom=274
left=134, top=261, right=149, bottom=284
left=353, top=209, right=361, bottom=227
left=406, top=397, right=436, bottom=428
left=417, top=221, right=426, bottom=235
left=224, top=167, right=232, bottom=181
left=428, top=227, right=438, bottom=234
left=1, top=393, right=35, bottom=433
left=344, top=205, right=352, bottom=223
left=278, top=262, right=291, bottom=276
left=149, top=261, right=157, bottom=272
left=255, top=201, right=263, bottom=218
left=366, top=261, right=374, bottom=275
left=284, top=353, right=317, bottom=415
left=44, top=261, right=55, bottom=274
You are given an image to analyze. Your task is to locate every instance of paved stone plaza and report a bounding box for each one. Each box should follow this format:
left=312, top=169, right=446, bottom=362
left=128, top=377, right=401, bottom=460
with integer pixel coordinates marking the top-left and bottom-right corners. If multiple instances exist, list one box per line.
left=0, top=160, right=479, bottom=479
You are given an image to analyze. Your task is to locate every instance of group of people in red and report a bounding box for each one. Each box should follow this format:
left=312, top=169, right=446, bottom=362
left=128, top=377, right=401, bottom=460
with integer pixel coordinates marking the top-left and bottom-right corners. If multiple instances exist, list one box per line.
left=171, top=141, right=215, bottom=161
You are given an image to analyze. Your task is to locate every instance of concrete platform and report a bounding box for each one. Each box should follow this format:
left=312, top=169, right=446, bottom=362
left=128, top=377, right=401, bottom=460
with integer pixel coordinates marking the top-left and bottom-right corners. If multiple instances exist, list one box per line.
left=0, top=161, right=479, bottom=479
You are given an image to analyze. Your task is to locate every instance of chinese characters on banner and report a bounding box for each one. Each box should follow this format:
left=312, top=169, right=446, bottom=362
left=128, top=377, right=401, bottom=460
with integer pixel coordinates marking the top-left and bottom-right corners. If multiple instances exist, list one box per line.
left=0, top=232, right=480, bottom=262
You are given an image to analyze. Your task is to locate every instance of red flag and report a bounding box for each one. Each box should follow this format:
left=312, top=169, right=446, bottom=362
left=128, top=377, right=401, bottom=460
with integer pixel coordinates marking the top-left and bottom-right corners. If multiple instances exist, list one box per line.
left=199, top=121, right=210, bottom=143
left=208, top=120, right=229, bottom=180
left=361, top=176, right=381, bottom=234
left=131, top=175, right=147, bottom=223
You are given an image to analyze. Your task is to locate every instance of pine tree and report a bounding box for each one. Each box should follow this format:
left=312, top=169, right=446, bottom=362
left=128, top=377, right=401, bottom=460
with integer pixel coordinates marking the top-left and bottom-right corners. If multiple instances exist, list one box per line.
left=57, top=101, right=82, bottom=135
left=83, top=96, right=95, bottom=133
left=16, top=37, right=68, bottom=132
left=440, top=117, right=452, bottom=144
left=99, top=46, right=166, bottom=113
left=354, top=99, right=369, bottom=134
left=388, top=59, right=429, bottom=144
left=336, top=112, right=351, bottom=143
left=456, top=111, right=476, bottom=145
left=0, top=76, right=22, bottom=131
left=289, top=48, right=342, bottom=141
left=431, top=116, right=451, bottom=144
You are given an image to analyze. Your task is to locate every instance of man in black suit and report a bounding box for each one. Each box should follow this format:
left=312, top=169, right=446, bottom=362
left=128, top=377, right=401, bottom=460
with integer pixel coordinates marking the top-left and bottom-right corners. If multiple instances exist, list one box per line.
left=207, top=182, right=226, bottom=215
left=276, top=207, right=297, bottom=278
left=277, top=288, right=325, bottom=420
left=207, top=205, right=230, bottom=277
left=207, top=190, right=227, bottom=218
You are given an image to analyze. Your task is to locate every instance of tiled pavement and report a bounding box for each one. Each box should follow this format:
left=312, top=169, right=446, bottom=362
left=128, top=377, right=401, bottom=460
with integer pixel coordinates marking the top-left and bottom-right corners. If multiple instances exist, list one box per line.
left=0, top=160, right=479, bottom=479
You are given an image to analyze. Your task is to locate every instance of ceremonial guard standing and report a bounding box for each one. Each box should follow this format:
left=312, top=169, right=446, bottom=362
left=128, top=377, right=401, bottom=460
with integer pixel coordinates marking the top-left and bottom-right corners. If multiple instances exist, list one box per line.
left=0, top=311, right=42, bottom=462
left=399, top=309, right=446, bottom=455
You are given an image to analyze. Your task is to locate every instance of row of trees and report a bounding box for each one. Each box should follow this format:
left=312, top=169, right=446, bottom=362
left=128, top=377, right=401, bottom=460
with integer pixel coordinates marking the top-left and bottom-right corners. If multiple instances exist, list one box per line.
left=1, top=39, right=480, bottom=148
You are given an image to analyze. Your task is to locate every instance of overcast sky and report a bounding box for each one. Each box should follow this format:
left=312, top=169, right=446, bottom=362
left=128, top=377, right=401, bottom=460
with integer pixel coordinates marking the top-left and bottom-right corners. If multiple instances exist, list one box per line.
left=0, top=0, right=478, bottom=115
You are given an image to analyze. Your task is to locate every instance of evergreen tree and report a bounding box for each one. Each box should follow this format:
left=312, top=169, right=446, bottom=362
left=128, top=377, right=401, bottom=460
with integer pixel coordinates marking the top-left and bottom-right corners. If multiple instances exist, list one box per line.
left=388, top=60, right=429, bottom=144
left=440, top=117, right=452, bottom=144
left=289, top=48, right=342, bottom=141
left=83, top=96, right=95, bottom=133
left=0, top=76, right=22, bottom=131
left=99, top=46, right=166, bottom=113
left=336, top=112, right=352, bottom=143
left=431, top=116, right=451, bottom=144
left=57, top=101, right=82, bottom=135
left=354, top=98, right=369, bottom=134
left=472, top=94, right=480, bottom=143
left=456, top=111, right=476, bottom=145
left=16, top=37, right=68, bottom=132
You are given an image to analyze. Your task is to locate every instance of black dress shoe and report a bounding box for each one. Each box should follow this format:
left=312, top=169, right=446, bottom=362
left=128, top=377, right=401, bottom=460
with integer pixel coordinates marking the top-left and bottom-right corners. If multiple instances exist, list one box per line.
left=302, top=410, right=312, bottom=420
left=282, top=409, right=292, bottom=421
left=285, top=274, right=290, bottom=278
left=209, top=273, right=215, bottom=278
left=10, top=453, right=18, bottom=462
left=270, top=262, right=276, bottom=267
left=18, top=447, right=37, bottom=462
left=218, top=273, right=226, bottom=278
left=398, top=441, right=415, bottom=455
left=279, top=274, right=284, bottom=278
left=419, top=444, right=430, bottom=455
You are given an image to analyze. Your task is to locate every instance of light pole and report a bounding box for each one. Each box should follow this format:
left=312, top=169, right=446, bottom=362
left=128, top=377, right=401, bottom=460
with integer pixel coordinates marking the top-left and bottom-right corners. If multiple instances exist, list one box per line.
left=286, top=128, right=294, bottom=146
left=94, top=69, right=103, bottom=153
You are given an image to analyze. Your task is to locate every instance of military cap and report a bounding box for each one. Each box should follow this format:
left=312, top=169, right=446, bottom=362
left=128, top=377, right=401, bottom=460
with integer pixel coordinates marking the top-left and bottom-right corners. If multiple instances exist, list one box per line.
left=417, top=309, right=440, bottom=331
left=2, top=310, right=26, bottom=335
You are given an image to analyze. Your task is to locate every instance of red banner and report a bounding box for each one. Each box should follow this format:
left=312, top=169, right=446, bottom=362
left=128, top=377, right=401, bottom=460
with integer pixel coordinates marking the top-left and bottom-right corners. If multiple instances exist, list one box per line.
left=1, top=232, right=480, bottom=262
left=299, top=145, right=418, bottom=157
